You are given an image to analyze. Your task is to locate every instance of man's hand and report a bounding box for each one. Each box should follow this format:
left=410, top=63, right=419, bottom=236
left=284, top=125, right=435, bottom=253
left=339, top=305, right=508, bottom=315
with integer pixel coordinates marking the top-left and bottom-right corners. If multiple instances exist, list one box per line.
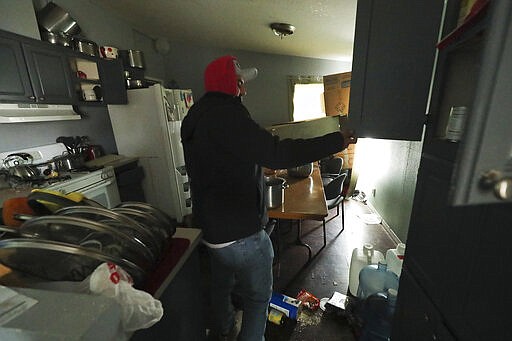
left=340, top=129, right=357, bottom=150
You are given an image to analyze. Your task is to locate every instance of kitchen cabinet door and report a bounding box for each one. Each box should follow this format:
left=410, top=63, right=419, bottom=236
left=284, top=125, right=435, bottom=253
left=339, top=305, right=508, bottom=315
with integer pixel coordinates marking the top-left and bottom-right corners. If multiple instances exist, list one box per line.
left=0, top=35, right=34, bottom=103
left=349, top=0, right=444, bottom=140
left=22, top=43, right=76, bottom=104
left=98, top=58, right=127, bottom=104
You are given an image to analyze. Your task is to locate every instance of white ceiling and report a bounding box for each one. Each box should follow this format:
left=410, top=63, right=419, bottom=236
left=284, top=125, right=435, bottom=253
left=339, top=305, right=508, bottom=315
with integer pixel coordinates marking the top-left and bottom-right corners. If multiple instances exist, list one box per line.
left=90, top=0, right=358, bottom=61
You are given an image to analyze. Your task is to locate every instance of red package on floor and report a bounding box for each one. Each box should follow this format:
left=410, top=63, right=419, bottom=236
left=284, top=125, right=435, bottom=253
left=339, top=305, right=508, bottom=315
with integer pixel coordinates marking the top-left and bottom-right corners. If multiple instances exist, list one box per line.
left=296, top=289, right=320, bottom=311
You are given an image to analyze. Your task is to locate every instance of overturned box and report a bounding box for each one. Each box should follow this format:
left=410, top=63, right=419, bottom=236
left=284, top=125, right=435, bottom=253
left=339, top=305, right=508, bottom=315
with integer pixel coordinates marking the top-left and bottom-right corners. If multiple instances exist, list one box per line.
left=269, top=292, right=301, bottom=320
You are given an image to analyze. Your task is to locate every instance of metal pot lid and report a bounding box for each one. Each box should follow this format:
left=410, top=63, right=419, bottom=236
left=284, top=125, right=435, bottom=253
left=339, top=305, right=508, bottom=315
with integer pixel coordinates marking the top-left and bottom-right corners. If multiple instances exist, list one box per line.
left=116, top=201, right=177, bottom=238
left=112, top=207, right=169, bottom=252
left=55, top=206, right=161, bottom=259
left=19, top=215, right=155, bottom=269
left=0, top=238, right=145, bottom=284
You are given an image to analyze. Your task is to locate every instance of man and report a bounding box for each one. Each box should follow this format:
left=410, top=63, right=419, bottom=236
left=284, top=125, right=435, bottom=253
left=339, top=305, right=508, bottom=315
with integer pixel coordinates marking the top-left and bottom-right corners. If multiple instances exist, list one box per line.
left=181, top=55, right=356, bottom=340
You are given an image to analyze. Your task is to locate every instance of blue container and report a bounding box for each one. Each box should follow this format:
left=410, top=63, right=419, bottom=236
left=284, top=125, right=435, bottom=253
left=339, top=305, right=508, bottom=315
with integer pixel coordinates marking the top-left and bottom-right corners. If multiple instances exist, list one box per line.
left=357, top=260, right=399, bottom=300
left=360, top=289, right=398, bottom=341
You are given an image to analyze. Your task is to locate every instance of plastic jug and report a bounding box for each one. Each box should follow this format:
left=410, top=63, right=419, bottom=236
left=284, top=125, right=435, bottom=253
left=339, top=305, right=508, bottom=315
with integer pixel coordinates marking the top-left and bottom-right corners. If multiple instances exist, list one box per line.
left=360, top=288, right=398, bottom=341
left=357, top=260, right=399, bottom=300
left=385, top=243, right=406, bottom=277
left=348, top=243, right=384, bottom=296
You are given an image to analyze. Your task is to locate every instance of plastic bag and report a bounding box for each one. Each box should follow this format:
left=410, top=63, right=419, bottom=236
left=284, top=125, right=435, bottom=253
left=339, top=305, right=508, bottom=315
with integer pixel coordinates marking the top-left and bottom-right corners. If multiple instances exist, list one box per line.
left=89, top=262, right=163, bottom=332
left=296, top=289, right=320, bottom=311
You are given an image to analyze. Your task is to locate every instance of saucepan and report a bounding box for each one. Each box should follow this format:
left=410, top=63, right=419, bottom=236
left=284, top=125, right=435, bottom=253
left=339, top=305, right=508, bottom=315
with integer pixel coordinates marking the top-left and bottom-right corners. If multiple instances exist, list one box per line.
left=36, top=2, right=81, bottom=37
left=53, top=153, right=85, bottom=172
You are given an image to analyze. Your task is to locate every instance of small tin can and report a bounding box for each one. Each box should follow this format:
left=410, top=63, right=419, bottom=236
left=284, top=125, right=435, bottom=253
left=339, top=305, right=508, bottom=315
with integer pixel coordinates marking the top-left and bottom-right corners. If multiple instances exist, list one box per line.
left=445, top=106, right=468, bottom=142
left=268, top=308, right=285, bottom=325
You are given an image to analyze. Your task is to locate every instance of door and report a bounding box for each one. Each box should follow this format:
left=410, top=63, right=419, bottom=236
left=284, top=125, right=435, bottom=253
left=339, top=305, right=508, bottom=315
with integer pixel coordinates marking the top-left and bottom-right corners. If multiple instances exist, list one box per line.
left=22, top=43, right=76, bottom=104
left=0, top=35, right=34, bottom=103
left=349, top=0, right=445, bottom=140
left=447, top=0, right=512, bottom=205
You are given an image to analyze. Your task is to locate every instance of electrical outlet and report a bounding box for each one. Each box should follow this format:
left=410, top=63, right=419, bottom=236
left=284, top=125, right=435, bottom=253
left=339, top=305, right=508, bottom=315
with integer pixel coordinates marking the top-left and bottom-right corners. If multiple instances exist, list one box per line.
left=372, top=188, right=376, bottom=197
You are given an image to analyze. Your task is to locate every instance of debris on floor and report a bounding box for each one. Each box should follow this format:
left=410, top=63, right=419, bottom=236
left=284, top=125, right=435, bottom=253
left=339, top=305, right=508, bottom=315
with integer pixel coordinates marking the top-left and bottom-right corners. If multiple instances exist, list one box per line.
left=356, top=213, right=382, bottom=224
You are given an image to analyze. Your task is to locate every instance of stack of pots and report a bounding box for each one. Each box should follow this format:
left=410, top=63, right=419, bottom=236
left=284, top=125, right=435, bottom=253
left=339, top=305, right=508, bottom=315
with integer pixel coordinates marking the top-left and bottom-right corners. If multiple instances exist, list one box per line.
left=36, top=2, right=101, bottom=57
left=36, top=2, right=81, bottom=48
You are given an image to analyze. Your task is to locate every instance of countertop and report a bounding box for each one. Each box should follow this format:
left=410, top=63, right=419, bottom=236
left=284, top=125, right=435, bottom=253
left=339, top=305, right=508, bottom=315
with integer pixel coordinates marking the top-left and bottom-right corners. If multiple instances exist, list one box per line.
left=84, top=154, right=139, bottom=170
left=0, top=227, right=203, bottom=340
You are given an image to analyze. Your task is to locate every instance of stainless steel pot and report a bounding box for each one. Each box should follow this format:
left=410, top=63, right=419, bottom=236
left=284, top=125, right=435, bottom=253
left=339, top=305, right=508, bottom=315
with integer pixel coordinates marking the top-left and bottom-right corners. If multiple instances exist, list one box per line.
left=53, top=154, right=84, bottom=172
left=264, top=176, right=288, bottom=209
left=36, top=2, right=81, bottom=36
left=120, top=50, right=145, bottom=69
left=72, top=37, right=99, bottom=57
left=40, top=30, right=71, bottom=47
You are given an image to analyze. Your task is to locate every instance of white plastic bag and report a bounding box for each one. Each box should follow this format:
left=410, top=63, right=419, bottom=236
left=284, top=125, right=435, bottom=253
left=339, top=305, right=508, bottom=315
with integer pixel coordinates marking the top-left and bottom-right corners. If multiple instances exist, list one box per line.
left=89, top=262, right=163, bottom=332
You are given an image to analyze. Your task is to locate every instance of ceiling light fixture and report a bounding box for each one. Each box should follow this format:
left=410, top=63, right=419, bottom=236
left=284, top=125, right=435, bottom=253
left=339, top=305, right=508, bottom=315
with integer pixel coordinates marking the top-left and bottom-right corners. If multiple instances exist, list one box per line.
left=270, top=23, right=295, bottom=39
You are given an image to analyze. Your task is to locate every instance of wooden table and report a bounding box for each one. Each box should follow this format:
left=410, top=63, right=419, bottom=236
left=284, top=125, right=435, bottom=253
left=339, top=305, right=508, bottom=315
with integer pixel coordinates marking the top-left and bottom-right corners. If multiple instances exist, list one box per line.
left=267, top=165, right=328, bottom=263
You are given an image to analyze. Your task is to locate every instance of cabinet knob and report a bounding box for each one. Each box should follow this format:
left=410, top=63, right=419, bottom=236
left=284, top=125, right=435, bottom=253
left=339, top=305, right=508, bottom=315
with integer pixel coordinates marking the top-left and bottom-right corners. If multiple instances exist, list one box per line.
left=495, top=178, right=512, bottom=200
left=479, top=170, right=512, bottom=200
left=28, top=96, right=36, bottom=100
left=39, top=97, right=45, bottom=101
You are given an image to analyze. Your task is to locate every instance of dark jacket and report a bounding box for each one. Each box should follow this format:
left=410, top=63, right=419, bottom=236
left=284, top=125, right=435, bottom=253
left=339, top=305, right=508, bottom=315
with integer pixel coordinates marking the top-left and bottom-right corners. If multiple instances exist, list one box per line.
left=181, top=92, right=345, bottom=244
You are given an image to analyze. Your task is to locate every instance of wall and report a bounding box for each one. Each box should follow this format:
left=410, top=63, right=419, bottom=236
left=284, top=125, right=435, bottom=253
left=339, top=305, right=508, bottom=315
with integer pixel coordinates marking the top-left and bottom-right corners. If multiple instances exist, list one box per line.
left=353, top=138, right=422, bottom=242
left=164, top=47, right=350, bottom=127
left=0, top=0, right=39, bottom=39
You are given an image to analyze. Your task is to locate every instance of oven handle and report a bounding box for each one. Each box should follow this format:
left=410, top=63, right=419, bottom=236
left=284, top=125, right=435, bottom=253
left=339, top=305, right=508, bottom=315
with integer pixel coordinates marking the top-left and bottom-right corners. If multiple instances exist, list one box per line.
left=76, top=179, right=115, bottom=193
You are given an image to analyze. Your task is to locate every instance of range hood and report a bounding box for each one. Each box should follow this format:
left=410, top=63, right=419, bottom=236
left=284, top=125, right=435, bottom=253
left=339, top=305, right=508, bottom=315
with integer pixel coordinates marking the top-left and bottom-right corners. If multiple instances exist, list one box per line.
left=0, top=103, right=81, bottom=123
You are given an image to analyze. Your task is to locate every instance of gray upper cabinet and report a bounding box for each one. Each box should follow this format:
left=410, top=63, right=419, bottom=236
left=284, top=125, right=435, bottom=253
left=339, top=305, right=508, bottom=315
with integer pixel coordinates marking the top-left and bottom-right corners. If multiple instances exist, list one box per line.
left=0, top=29, right=127, bottom=107
left=22, top=43, right=76, bottom=104
left=0, top=35, right=34, bottom=102
left=349, top=0, right=445, bottom=140
left=0, top=30, right=76, bottom=104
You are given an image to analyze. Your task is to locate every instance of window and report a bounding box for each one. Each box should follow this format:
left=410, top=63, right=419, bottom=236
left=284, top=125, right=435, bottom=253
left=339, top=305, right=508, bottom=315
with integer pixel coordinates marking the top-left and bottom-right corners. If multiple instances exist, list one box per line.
left=293, top=83, right=326, bottom=121
left=288, top=75, right=326, bottom=122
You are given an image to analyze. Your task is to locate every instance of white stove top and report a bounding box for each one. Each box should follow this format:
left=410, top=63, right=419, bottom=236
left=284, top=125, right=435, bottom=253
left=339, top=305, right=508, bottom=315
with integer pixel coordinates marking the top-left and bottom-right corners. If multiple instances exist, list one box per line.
left=0, top=143, right=68, bottom=165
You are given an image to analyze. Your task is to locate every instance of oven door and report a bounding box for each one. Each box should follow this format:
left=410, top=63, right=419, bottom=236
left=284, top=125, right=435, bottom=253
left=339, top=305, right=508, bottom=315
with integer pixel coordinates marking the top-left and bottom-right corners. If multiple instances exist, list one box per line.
left=77, top=178, right=121, bottom=208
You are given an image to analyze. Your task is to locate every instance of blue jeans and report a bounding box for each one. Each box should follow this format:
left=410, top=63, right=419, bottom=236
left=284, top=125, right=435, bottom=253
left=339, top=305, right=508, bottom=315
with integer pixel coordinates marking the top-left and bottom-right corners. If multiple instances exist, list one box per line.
left=208, top=229, right=274, bottom=341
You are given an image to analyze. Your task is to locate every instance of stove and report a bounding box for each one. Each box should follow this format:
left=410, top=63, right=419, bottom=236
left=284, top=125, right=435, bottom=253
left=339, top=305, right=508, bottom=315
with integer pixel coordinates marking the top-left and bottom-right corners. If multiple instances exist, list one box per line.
left=0, top=143, right=121, bottom=208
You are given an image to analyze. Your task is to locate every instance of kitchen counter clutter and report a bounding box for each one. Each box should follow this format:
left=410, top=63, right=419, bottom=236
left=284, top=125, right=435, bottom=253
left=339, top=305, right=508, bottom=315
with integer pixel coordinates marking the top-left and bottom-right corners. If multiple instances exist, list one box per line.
left=0, top=227, right=203, bottom=340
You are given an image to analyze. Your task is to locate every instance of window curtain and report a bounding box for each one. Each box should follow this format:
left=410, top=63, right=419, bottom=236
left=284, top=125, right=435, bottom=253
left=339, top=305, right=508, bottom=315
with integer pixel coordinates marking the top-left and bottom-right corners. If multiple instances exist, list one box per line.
left=287, top=75, right=323, bottom=121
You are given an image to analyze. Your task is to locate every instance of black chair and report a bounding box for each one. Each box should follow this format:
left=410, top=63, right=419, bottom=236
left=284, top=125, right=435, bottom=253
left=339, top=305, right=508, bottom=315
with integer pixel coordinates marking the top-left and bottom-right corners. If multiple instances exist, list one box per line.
left=322, top=172, right=347, bottom=246
left=320, top=157, right=343, bottom=186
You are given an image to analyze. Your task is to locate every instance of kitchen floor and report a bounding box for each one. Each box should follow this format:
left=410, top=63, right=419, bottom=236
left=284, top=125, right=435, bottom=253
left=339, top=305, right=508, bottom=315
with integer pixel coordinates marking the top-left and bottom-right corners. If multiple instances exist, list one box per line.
left=200, top=197, right=399, bottom=341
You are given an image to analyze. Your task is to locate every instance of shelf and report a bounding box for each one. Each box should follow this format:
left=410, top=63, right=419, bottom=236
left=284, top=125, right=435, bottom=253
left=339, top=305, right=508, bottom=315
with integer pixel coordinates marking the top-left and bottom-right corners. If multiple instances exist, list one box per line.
left=437, top=0, right=490, bottom=50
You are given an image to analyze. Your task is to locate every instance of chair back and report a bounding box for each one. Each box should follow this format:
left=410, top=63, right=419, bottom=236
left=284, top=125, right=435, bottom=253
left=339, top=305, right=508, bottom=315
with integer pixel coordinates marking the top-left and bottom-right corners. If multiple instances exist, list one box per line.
left=320, top=157, right=343, bottom=175
left=324, top=173, right=347, bottom=201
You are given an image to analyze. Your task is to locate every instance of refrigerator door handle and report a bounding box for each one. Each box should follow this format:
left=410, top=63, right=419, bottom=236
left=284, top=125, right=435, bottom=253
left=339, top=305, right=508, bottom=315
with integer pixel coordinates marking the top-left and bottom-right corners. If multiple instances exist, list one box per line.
left=163, top=96, right=178, bottom=121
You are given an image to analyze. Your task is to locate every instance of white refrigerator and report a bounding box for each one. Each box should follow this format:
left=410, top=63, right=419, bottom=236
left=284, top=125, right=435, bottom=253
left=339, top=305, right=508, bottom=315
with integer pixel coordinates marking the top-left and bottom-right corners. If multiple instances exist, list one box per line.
left=107, top=84, right=194, bottom=223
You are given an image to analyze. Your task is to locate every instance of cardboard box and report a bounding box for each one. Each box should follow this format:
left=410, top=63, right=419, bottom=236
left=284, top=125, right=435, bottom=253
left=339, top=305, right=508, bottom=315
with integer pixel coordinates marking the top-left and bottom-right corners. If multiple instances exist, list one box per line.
left=266, top=115, right=341, bottom=140
left=323, top=72, right=351, bottom=116
left=269, top=292, right=301, bottom=319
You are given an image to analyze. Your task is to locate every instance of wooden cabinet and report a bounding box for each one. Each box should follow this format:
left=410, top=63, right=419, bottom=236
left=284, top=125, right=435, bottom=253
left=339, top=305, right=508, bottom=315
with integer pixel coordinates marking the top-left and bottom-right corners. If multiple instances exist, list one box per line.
left=98, top=58, right=127, bottom=104
left=0, top=35, right=34, bottom=102
left=22, top=42, right=76, bottom=104
left=349, top=0, right=444, bottom=140
left=0, top=31, right=76, bottom=104
left=394, top=1, right=512, bottom=340
left=0, top=28, right=127, bottom=107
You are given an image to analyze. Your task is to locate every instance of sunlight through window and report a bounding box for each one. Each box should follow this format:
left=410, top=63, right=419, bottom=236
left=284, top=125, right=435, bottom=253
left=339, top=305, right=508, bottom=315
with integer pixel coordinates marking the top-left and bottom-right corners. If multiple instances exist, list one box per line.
left=292, top=83, right=326, bottom=122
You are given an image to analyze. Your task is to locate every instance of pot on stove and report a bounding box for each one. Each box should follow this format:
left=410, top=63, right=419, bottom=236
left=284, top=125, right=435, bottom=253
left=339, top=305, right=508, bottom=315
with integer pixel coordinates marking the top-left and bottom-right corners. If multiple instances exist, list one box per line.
left=53, top=153, right=85, bottom=172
